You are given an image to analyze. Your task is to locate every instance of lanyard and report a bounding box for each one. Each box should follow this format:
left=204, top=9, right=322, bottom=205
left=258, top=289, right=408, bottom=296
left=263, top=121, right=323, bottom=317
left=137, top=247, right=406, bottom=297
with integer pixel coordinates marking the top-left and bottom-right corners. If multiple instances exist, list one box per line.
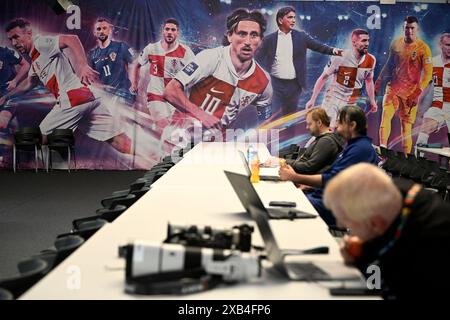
left=376, top=183, right=422, bottom=258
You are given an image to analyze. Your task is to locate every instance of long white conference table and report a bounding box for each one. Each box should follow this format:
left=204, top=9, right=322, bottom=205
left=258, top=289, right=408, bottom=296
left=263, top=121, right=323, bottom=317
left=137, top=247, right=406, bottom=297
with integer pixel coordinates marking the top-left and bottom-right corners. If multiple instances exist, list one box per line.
left=21, top=142, right=374, bottom=300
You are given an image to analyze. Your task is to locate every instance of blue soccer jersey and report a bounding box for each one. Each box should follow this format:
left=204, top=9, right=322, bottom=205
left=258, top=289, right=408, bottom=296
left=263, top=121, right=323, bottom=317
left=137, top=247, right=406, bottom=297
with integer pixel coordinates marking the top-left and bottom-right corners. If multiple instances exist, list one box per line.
left=88, top=40, right=133, bottom=92
left=0, top=46, right=22, bottom=96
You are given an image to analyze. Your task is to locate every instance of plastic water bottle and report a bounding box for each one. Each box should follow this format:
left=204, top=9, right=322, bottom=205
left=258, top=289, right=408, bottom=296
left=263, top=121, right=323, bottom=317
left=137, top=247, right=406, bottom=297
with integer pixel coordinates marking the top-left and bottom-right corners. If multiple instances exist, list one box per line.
left=246, top=145, right=254, bottom=163
left=247, top=145, right=260, bottom=183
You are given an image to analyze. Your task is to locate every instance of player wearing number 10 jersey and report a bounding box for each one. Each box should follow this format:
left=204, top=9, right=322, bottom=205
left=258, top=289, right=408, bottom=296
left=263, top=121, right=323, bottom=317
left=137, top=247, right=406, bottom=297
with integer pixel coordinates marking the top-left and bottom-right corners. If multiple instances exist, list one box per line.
left=88, top=18, right=134, bottom=99
left=163, top=9, right=272, bottom=144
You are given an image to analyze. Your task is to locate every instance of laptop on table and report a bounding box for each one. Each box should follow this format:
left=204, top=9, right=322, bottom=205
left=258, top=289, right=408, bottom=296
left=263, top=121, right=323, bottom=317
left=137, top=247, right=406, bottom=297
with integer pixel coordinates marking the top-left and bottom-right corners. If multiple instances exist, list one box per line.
left=224, top=170, right=317, bottom=220
left=238, top=150, right=281, bottom=182
left=248, top=204, right=361, bottom=281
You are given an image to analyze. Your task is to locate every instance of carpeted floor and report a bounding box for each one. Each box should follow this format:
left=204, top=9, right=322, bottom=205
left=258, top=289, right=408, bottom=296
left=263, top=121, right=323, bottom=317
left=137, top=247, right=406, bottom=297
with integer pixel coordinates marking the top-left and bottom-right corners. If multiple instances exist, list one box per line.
left=0, top=169, right=145, bottom=278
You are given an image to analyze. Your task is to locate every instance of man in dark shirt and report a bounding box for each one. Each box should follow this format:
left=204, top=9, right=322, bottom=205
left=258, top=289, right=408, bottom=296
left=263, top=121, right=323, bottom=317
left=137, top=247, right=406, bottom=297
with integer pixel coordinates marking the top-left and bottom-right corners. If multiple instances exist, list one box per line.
left=279, top=106, right=378, bottom=225
left=265, top=107, right=343, bottom=174
left=88, top=18, right=134, bottom=101
left=323, top=163, right=450, bottom=299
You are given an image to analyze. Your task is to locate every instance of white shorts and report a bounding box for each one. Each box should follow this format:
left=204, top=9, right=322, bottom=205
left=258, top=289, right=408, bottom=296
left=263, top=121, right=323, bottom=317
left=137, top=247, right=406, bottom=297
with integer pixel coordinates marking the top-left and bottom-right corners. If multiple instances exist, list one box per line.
left=423, top=103, right=450, bottom=132
left=321, top=96, right=353, bottom=128
left=39, top=97, right=122, bottom=141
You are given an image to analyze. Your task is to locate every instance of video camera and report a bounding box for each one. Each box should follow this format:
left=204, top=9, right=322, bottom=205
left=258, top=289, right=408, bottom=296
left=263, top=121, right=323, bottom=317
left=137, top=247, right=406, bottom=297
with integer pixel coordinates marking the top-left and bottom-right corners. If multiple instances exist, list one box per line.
left=121, top=241, right=261, bottom=284
left=164, top=223, right=254, bottom=252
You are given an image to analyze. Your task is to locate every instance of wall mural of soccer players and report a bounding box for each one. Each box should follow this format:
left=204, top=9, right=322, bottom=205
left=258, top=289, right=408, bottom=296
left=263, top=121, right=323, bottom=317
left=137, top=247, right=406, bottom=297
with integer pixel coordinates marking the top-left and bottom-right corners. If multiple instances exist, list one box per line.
left=0, top=0, right=448, bottom=170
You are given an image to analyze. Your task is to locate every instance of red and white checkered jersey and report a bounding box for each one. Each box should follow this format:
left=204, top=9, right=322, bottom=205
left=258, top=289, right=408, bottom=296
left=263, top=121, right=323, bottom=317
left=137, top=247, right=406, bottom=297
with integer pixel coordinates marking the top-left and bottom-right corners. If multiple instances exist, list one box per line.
left=323, top=49, right=376, bottom=104
left=174, top=46, right=272, bottom=127
left=138, top=41, right=194, bottom=102
left=432, top=54, right=450, bottom=109
left=29, top=35, right=95, bottom=107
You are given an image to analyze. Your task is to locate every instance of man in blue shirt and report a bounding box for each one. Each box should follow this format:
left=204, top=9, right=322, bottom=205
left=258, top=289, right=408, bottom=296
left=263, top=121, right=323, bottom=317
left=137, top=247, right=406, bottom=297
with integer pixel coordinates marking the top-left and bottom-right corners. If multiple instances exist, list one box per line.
left=88, top=18, right=135, bottom=102
left=279, top=105, right=378, bottom=225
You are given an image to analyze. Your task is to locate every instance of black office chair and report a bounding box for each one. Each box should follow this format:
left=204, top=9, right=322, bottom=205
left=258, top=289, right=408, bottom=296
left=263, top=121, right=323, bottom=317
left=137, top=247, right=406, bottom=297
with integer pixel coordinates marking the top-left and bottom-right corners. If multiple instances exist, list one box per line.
left=279, top=144, right=300, bottom=159
left=13, top=127, right=44, bottom=173
left=46, top=128, right=76, bottom=172
left=101, top=178, right=150, bottom=208
left=35, top=235, right=85, bottom=271
left=56, top=218, right=108, bottom=241
left=102, top=188, right=150, bottom=209
left=428, top=168, right=450, bottom=200
left=53, top=235, right=85, bottom=265
left=100, top=193, right=137, bottom=210
left=72, top=205, right=128, bottom=228
left=0, top=258, right=48, bottom=299
left=96, top=205, right=128, bottom=222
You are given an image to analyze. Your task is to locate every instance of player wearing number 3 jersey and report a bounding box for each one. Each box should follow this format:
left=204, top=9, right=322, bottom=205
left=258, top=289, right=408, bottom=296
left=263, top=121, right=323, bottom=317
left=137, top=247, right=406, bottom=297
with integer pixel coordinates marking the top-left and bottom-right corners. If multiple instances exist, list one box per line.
left=132, top=18, right=194, bottom=131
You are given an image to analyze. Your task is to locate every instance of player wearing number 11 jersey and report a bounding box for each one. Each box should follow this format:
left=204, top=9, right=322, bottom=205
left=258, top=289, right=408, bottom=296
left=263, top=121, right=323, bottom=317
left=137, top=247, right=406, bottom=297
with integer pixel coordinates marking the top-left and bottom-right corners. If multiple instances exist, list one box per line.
left=88, top=18, right=134, bottom=100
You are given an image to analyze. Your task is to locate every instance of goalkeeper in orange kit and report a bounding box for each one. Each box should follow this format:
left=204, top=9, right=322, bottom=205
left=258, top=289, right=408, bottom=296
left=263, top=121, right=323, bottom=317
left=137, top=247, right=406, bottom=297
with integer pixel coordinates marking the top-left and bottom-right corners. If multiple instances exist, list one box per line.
left=375, top=16, right=433, bottom=154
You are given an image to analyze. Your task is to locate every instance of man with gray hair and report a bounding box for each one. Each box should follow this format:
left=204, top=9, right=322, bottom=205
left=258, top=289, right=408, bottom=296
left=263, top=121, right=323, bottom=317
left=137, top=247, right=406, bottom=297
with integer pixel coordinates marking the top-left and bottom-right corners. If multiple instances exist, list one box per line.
left=323, top=163, right=450, bottom=299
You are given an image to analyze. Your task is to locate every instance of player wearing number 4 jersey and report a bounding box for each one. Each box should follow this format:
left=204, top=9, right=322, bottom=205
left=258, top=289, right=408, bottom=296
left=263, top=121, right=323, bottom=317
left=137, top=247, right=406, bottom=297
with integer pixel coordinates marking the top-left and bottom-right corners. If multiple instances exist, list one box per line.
left=131, top=18, right=194, bottom=130
left=416, top=32, right=450, bottom=148
left=164, top=8, right=272, bottom=144
left=2, top=18, right=132, bottom=154
left=306, top=29, right=377, bottom=129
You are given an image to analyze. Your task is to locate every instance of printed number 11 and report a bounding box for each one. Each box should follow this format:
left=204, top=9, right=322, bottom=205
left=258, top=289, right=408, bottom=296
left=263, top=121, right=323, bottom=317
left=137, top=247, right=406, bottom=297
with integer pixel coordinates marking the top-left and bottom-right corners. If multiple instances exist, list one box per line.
left=103, top=65, right=111, bottom=77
